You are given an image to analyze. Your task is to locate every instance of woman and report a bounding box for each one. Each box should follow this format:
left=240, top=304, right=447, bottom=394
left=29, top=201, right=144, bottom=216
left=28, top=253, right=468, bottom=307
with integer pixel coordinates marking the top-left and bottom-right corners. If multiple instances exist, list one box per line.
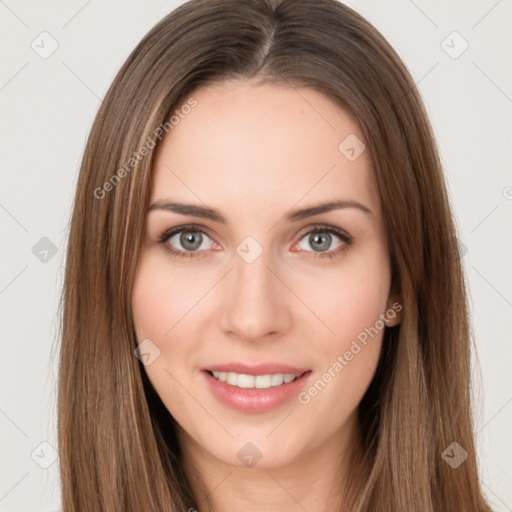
left=57, top=0, right=493, bottom=510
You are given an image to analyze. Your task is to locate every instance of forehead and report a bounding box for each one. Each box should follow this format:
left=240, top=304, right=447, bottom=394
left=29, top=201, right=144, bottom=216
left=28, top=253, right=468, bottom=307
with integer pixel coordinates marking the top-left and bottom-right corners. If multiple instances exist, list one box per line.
left=150, top=80, right=379, bottom=217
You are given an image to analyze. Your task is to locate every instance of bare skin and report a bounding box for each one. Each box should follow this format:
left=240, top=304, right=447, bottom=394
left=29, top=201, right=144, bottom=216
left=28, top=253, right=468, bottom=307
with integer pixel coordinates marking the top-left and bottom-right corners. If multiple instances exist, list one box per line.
left=132, top=79, right=401, bottom=512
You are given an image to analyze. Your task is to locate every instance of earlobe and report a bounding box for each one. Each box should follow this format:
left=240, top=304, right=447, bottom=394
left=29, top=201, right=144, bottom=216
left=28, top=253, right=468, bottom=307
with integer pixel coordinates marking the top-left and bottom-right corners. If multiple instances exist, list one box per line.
left=384, top=296, right=403, bottom=327
left=384, top=314, right=400, bottom=327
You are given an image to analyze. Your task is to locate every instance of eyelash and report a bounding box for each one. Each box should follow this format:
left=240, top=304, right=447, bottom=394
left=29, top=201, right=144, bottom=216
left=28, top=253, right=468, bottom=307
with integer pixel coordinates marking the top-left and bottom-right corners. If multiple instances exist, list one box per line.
left=155, top=223, right=352, bottom=261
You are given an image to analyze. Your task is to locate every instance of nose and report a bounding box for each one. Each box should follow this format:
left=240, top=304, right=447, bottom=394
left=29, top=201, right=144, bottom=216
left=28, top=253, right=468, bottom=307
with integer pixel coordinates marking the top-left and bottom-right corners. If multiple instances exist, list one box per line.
left=218, top=246, right=292, bottom=343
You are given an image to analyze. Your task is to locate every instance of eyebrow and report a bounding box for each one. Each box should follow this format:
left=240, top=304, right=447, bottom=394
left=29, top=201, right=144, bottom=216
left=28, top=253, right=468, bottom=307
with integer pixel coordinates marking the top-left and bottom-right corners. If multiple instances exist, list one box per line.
left=148, top=199, right=374, bottom=227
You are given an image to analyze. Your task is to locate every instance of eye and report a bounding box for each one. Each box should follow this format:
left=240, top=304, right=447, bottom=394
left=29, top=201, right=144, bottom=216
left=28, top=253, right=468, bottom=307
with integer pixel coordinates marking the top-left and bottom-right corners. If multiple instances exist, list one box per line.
left=293, top=225, right=352, bottom=260
left=157, top=225, right=217, bottom=260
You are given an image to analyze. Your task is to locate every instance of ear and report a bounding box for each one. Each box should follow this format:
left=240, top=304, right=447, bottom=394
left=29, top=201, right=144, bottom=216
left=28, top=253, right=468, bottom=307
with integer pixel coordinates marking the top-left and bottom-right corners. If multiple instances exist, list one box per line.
left=384, top=294, right=403, bottom=327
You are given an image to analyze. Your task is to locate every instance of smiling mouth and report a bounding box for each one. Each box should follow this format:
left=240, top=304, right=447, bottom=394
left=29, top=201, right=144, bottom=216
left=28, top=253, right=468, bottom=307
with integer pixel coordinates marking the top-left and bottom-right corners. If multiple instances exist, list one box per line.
left=205, top=370, right=309, bottom=389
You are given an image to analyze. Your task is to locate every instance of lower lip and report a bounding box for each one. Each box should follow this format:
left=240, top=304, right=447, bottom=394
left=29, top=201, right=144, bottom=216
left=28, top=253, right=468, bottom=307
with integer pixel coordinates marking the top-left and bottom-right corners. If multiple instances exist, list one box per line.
left=202, top=370, right=312, bottom=413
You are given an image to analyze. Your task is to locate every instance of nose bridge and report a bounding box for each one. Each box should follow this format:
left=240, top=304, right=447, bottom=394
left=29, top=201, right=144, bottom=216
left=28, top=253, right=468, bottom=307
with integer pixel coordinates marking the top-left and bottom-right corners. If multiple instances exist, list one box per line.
left=234, top=245, right=273, bottom=300
left=219, top=241, right=289, bottom=340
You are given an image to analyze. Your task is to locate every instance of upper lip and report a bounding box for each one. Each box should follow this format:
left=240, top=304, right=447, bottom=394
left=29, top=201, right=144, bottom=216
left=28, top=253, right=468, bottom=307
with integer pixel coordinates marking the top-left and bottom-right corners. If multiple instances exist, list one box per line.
left=203, top=362, right=310, bottom=376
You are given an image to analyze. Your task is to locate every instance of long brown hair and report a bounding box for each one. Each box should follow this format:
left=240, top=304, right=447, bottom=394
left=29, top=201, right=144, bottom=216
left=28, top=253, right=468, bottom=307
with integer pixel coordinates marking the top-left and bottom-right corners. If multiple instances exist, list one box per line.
left=57, top=0, right=493, bottom=510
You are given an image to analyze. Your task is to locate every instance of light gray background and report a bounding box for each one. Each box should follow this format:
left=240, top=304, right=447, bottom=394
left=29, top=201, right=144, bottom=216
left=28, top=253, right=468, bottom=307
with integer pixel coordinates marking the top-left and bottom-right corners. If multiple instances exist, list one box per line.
left=1, top=1, right=511, bottom=510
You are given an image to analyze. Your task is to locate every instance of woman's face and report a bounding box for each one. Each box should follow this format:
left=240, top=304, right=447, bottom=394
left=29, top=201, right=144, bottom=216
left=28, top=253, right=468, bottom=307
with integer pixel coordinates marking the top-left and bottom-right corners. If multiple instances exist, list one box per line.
left=132, top=79, right=400, bottom=470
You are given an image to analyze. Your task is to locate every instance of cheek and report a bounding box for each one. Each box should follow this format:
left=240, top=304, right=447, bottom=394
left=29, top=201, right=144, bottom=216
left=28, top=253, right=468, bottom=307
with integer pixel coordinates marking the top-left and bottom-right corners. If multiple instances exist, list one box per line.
left=131, top=252, right=201, bottom=341
left=322, top=286, right=386, bottom=385
left=306, top=247, right=390, bottom=398
left=131, top=255, right=193, bottom=412
left=320, top=250, right=391, bottom=342
left=299, top=289, right=387, bottom=422
left=131, top=260, right=168, bottom=341
left=131, top=252, right=209, bottom=374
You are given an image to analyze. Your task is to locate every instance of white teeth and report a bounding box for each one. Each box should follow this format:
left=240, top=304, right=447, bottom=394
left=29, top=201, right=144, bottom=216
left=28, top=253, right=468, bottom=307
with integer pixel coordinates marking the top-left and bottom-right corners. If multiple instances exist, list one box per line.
left=237, top=374, right=255, bottom=388
left=271, top=373, right=286, bottom=386
left=226, top=372, right=237, bottom=386
left=255, top=375, right=272, bottom=388
left=211, top=371, right=300, bottom=389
